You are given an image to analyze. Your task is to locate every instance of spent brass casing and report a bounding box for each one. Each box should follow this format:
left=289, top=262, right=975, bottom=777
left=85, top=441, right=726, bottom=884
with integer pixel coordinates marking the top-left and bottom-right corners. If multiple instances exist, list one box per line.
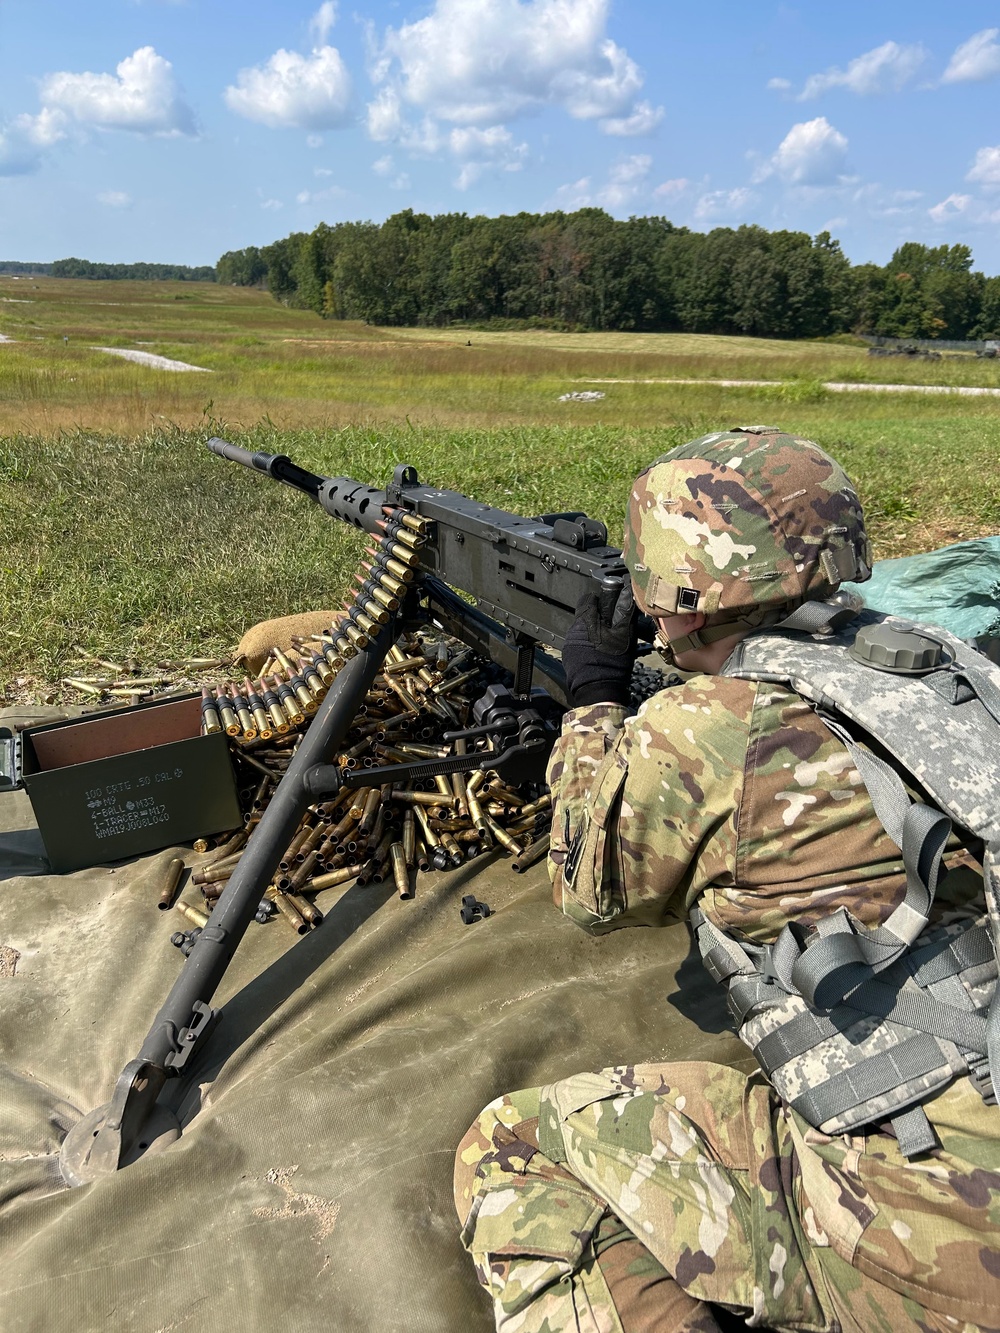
left=200, top=880, right=228, bottom=901
left=308, top=863, right=363, bottom=891
left=384, top=657, right=429, bottom=675
left=413, top=803, right=440, bottom=849
left=466, top=769, right=488, bottom=796
left=434, top=774, right=455, bottom=802
left=518, top=794, right=553, bottom=819
left=359, top=786, right=382, bottom=835
left=267, top=888, right=309, bottom=934
left=176, top=899, right=210, bottom=929
left=287, top=891, right=322, bottom=926
left=402, top=808, right=416, bottom=865
left=440, top=831, right=464, bottom=867
left=390, top=842, right=410, bottom=898
left=157, top=857, right=185, bottom=911
left=288, top=850, right=321, bottom=891
left=279, top=824, right=313, bottom=871
left=511, top=834, right=551, bottom=873
left=467, top=792, right=490, bottom=836
left=432, top=667, right=479, bottom=696
left=485, top=815, right=523, bottom=856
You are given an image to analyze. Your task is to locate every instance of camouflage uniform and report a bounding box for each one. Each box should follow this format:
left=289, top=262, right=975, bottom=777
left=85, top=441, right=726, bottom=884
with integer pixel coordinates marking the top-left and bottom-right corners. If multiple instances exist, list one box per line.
left=455, top=430, right=1000, bottom=1331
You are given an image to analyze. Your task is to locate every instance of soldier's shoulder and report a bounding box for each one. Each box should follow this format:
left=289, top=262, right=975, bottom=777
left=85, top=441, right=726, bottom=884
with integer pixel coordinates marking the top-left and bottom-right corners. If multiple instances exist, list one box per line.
left=636, top=672, right=763, bottom=728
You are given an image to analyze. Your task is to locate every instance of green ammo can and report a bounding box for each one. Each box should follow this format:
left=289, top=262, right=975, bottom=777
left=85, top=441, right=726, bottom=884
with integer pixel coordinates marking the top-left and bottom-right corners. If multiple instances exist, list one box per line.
left=0, top=694, right=241, bottom=873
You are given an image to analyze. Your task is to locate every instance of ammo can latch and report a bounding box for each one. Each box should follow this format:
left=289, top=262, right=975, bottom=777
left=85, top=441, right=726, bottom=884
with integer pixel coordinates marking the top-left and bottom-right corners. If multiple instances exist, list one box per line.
left=0, top=727, right=22, bottom=792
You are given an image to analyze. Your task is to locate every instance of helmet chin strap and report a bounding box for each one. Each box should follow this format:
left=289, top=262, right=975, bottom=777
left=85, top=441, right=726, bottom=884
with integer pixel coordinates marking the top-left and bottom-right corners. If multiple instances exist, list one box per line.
left=656, top=607, right=797, bottom=666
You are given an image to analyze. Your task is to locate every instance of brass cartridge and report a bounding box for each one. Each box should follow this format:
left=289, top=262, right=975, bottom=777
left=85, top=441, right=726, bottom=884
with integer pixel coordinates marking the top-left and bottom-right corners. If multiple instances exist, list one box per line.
left=379, top=556, right=415, bottom=582
left=287, top=891, right=322, bottom=926
left=440, top=831, right=464, bottom=867
left=216, top=684, right=241, bottom=736
left=243, top=678, right=273, bottom=740
left=390, top=842, right=410, bottom=898
left=200, top=686, right=223, bottom=736
left=272, top=647, right=298, bottom=678
left=311, top=652, right=336, bottom=688
left=273, top=675, right=304, bottom=727
left=267, top=888, right=309, bottom=934
left=258, top=678, right=290, bottom=734
left=342, top=621, right=368, bottom=650
left=467, top=792, right=490, bottom=836
left=229, top=683, right=257, bottom=740
left=432, top=667, right=479, bottom=697
left=510, top=834, right=551, bottom=873
left=308, top=864, right=363, bottom=891
left=365, top=583, right=400, bottom=612
left=359, top=786, right=382, bottom=835
left=176, top=899, right=210, bottom=929
left=158, top=857, right=185, bottom=911
left=300, top=656, right=328, bottom=696
left=382, top=507, right=430, bottom=535
left=402, top=807, right=416, bottom=866
left=289, top=672, right=317, bottom=715
left=466, top=769, right=488, bottom=796
left=485, top=815, right=523, bottom=857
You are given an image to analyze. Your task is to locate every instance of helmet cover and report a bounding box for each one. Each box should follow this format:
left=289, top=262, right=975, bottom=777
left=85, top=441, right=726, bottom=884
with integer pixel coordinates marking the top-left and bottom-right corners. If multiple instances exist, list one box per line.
left=623, top=426, right=871, bottom=625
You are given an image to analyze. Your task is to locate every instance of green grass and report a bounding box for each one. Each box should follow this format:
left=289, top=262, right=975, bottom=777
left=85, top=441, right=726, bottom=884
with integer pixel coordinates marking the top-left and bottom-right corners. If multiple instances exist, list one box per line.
left=0, top=278, right=998, bottom=698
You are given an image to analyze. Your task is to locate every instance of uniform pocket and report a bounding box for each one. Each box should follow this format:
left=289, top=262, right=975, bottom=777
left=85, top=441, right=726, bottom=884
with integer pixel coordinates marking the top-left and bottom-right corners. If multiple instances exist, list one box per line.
left=560, top=751, right=628, bottom=928
left=461, top=1179, right=606, bottom=1316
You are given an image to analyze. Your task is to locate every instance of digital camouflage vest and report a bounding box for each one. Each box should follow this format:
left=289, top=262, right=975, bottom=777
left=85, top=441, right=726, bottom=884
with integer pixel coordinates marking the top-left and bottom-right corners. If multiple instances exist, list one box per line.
left=694, top=603, right=1000, bottom=1157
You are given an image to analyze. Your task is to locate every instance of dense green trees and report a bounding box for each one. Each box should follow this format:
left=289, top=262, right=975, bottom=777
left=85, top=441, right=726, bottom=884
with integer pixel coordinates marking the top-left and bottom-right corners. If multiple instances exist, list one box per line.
left=51, top=258, right=216, bottom=281
left=215, top=211, right=1000, bottom=340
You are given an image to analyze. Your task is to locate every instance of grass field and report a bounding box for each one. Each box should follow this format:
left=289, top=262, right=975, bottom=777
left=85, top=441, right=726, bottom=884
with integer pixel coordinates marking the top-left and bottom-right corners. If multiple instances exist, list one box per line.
left=1, top=277, right=998, bottom=701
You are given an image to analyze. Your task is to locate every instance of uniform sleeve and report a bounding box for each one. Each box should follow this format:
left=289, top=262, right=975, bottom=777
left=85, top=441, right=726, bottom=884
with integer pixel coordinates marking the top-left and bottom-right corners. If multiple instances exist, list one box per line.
left=547, top=683, right=751, bottom=934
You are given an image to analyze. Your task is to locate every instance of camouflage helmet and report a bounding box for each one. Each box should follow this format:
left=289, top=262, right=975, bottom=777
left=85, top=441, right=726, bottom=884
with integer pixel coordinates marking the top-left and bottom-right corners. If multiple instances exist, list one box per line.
left=623, top=426, right=871, bottom=641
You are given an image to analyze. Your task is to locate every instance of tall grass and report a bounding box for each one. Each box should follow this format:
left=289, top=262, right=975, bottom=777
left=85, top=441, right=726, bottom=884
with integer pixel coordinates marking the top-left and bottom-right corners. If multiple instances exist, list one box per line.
left=0, top=278, right=997, bottom=696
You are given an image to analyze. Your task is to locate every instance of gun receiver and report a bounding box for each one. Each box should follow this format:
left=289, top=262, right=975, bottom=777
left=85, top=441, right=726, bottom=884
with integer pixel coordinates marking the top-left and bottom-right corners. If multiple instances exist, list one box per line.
left=59, top=438, right=637, bottom=1185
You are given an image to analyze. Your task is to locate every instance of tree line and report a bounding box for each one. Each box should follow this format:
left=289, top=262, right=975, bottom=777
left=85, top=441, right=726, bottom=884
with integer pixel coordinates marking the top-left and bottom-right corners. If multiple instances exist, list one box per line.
left=216, top=209, right=1000, bottom=341
left=51, top=258, right=217, bottom=282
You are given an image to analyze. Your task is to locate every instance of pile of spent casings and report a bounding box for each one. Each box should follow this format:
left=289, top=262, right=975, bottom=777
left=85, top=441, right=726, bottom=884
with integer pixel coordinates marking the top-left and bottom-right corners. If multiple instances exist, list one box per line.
left=168, top=627, right=553, bottom=945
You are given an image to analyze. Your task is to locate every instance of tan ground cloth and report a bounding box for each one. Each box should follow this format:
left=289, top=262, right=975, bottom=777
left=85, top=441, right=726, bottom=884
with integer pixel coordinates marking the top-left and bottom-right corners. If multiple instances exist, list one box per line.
left=0, top=706, right=748, bottom=1333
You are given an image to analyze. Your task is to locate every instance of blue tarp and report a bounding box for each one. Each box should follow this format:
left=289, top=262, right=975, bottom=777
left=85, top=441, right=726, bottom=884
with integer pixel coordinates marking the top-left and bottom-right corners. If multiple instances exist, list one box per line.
left=844, top=538, right=1000, bottom=641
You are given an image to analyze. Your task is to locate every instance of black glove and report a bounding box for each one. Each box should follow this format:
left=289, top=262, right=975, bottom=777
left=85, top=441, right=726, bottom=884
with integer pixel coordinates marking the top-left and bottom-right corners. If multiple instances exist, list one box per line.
left=561, top=580, right=638, bottom=707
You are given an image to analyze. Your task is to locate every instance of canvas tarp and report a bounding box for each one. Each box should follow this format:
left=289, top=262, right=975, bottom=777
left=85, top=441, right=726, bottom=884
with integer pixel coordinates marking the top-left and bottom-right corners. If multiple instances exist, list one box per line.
left=0, top=704, right=748, bottom=1333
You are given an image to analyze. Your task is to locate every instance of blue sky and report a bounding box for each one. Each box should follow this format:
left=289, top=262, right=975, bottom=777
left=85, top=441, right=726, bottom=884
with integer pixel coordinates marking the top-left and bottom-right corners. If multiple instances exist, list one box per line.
left=2, top=1, right=1000, bottom=271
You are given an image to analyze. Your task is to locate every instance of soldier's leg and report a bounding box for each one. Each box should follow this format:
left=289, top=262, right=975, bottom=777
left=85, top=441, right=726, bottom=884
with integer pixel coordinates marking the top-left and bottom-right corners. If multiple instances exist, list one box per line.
left=455, top=1085, right=723, bottom=1331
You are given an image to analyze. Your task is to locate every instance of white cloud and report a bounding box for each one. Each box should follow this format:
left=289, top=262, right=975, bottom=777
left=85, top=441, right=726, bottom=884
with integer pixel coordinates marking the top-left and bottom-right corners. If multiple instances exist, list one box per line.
left=41, top=47, right=196, bottom=136
left=98, top=190, right=132, bottom=207
left=225, top=45, right=352, bottom=129
left=368, top=0, right=650, bottom=136
left=653, top=177, right=689, bottom=200
left=693, top=187, right=755, bottom=221
left=307, top=133, right=323, bottom=148
left=928, top=193, right=972, bottom=222
left=942, top=28, right=1000, bottom=84
left=797, top=41, right=925, bottom=99
left=372, top=154, right=395, bottom=176
left=314, top=166, right=333, bottom=177
left=600, top=99, right=664, bottom=137
left=551, top=176, right=593, bottom=209
left=597, top=153, right=651, bottom=208
left=261, top=198, right=283, bottom=210
left=967, top=145, right=1000, bottom=187
left=767, top=77, right=791, bottom=92
left=310, top=2, right=338, bottom=47
left=0, top=111, right=65, bottom=174
left=756, top=117, right=848, bottom=185
left=449, top=124, right=527, bottom=188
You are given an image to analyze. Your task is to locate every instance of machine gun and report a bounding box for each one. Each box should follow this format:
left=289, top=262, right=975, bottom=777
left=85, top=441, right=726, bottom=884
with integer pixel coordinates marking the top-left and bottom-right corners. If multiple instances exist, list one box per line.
left=60, top=438, right=640, bottom=1185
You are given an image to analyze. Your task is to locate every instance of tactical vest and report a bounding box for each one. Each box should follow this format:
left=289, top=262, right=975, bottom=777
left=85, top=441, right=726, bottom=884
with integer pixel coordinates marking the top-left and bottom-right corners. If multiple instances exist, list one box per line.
left=693, top=603, right=1000, bottom=1157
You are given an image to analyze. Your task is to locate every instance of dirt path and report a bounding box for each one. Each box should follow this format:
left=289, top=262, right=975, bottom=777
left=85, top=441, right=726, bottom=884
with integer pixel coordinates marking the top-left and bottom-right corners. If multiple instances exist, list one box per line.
left=579, top=377, right=1000, bottom=397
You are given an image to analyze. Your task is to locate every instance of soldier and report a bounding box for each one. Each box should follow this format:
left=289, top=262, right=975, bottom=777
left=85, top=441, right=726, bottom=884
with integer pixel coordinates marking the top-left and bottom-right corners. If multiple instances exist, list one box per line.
left=454, top=428, right=1000, bottom=1332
